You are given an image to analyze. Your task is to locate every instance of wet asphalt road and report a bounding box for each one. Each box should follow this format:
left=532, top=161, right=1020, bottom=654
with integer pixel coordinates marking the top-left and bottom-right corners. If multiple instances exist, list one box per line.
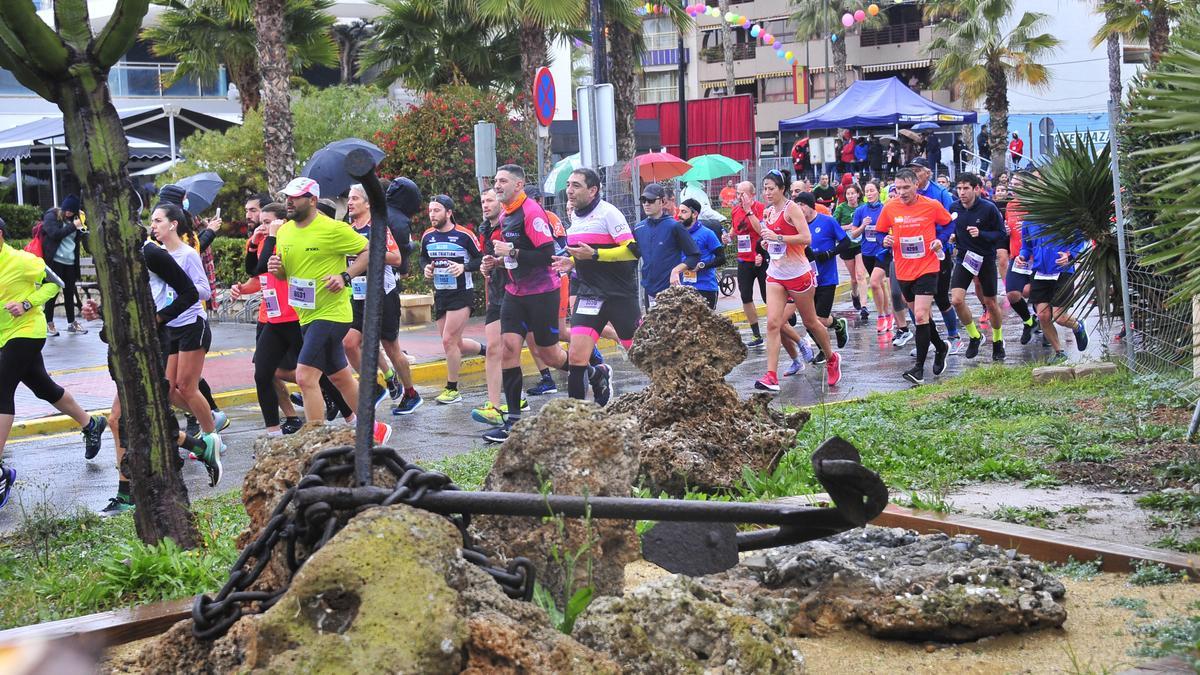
left=0, top=296, right=1104, bottom=533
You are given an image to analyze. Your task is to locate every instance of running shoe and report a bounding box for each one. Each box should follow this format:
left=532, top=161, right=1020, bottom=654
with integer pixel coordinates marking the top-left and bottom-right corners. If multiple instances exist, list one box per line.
left=892, top=329, right=914, bottom=348
left=185, top=414, right=200, bottom=438
left=946, top=336, right=965, bottom=355
left=1048, top=351, right=1068, bottom=365
left=964, top=336, right=982, bottom=360
left=373, top=383, right=388, bottom=409
left=82, top=415, right=107, bottom=460
left=499, top=399, right=529, bottom=413
left=482, top=423, right=511, bottom=444
left=66, top=322, right=88, bottom=335
left=876, top=316, right=888, bottom=334
left=933, top=340, right=949, bottom=376
left=373, top=421, right=393, bottom=445
left=387, top=373, right=403, bottom=401
left=281, top=417, right=303, bottom=435
left=324, top=394, right=340, bottom=422
left=101, top=493, right=135, bottom=514
left=859, top=307, right=870, bottom=322
left=46, top=325, right=59, bottom=337
left=198, top=433, right=224, bottom=487
left=290, top=392, right=305, bottom=407
left=902, top=366, right=925, bottom=385
left=1074, top=322, right=1089, bottom=351
left=745, top=337, right=765, bottom=349
left=783, top=358, right=806, bottom=376
left=992, top=341, right=1007, bottom=361
left=435, top=388, right=463, bottom=405
left=852, top=293, right=862, bottom=310
left=834, top=317, right=849, bottom=349
left=393, top=390, right=423, bottom=416
left=471, top=402, right=504, bottom=426
left=0, top=464, right=14, bottom=510
left=887, top=314, right=896, bottom=332
left=797, top=338, right=815, bottom=364
left=526, top=377, right=559, bottom=396
left=212, top=410, right=230, bottom=433
left=812, top=350, right=827, bottom=365
left=590, top=364, right=613, bottom=406
left=754, top=372, right=780, bottom=393
left=826, top=351, right=842, bottom=387
left=1020, top=320, right=1035, bottom=345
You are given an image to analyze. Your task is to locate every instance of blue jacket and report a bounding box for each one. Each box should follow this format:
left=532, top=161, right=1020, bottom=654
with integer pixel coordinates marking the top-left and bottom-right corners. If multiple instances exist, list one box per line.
left=808, top=213, right=848, bottom=287
left=682, top=222, right=722, bottom=292
left=1019, top=221, right=1089, bottom=277
left=853, top=201, right=886, bottom=258
left=919, top=181, right=956, bottom=255
left=633, top=215, right=700, bottom=296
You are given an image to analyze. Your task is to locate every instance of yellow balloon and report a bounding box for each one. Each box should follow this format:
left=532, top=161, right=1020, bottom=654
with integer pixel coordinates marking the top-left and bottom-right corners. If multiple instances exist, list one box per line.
left=784, top=50, right=793, bottom=60
left=868, top=3, right=879, bottom=15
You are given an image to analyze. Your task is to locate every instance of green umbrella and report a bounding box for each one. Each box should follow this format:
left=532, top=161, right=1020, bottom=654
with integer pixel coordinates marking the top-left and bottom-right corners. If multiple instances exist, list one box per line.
left=679, top=153, right=744, bottom=182
left=543, top=153, right=581, bottom=194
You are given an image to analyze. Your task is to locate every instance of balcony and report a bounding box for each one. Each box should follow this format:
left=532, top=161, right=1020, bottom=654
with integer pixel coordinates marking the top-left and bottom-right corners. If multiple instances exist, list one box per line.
left=859, top=22, right=923, bottom=47
left=639, top=86, right=678, bottom=104
left=701, top=42, right=757, bottom=64
left=1, top=62, right=227, bottom=98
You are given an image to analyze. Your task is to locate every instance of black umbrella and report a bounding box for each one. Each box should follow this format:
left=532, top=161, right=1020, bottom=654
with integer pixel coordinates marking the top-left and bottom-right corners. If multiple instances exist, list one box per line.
left=302, top=138, right=385, bottom=198
left=176, top=171, right=224, bottom=214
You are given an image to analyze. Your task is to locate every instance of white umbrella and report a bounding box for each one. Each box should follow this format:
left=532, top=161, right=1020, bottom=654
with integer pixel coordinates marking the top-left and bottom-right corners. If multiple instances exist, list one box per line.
left=543, top=153, right=581, bottom=194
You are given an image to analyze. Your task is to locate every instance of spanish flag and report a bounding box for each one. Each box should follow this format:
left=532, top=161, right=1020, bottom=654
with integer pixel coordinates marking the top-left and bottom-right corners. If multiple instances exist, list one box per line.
left=793, top=65, right=810, bottom=105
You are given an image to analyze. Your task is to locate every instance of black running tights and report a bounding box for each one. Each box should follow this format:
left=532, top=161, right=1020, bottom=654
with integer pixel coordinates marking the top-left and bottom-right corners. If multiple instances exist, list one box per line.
left=0, top=338, right=64, bottom=415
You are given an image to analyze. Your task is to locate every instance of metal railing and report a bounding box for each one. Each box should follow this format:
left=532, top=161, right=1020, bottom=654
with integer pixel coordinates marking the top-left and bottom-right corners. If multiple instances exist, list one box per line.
left=859, top=22, right=923, bottom=47
left=639, top=86, right=679, bottom=104
left=643, top=31, right=678, bottom=52
left=701, top=42, right=757, bottom=64
left=1, top=62, right=228, bottom=98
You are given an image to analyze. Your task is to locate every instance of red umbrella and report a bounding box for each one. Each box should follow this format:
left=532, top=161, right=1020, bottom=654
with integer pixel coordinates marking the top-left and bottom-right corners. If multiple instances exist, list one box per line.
left=633, top=151, right=692, bottom=182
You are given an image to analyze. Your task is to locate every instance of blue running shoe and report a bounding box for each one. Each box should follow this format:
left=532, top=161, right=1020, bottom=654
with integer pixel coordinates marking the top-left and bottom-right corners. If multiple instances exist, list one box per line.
left=0, top=464, right=15, bottom=510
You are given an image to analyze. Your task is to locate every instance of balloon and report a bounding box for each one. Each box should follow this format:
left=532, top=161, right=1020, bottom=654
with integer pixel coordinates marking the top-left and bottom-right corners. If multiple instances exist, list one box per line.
left=750, top=25, right=761, bottom=37
left=764, top=34, right=775, bottom=45
left=1142, top=8, right=1150, bottom=16
left=784, top=50, right=793, bottom=60
left=854, top=9, right=866, bottom=21
left=831, top=33, right=838, bottom=41
left=868, top=3, right=880, bottom=16
left=740, top=15, right=749, bottom=25
left=842, top=13, right=854, bottom=27
left=724, top=11, right=734, bottom=21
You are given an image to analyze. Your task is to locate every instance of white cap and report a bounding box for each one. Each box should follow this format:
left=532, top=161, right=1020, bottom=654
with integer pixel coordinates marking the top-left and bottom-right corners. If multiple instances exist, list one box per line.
left=281, top=177, right=320, bottom=199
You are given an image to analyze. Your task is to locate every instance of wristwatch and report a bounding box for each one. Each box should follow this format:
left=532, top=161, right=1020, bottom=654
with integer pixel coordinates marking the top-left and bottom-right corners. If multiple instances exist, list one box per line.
left=591, top=250, right=600, bottom=261
left=697, top=262, right=706, bottom=269
left=21, top=301, right=32, bottom=312
left=341, top=272, right=352, bottom=286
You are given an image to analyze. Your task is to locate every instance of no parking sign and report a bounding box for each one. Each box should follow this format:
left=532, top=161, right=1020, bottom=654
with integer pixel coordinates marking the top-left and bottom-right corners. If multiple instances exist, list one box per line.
left=533, top=67, right=555, bottom=128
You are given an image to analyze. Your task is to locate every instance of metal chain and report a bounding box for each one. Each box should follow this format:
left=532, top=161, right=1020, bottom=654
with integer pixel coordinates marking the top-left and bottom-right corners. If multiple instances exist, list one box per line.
left=192, top=446, right=534, bottom=640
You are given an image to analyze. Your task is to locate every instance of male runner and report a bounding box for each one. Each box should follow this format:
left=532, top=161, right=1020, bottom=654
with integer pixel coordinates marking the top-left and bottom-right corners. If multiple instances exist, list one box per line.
left=1016, top=219, right=1090, bottom=363
left=907, top=158, right=961, bottom=352
left=422, top=194, right=485, bottom=404
left=804, top=197, right=851, bottom=356
left=1002, top=172, right=1038, bottom=344
left=812, top=174, right=836, bottom=207
left=948, top=172, right=1008, bottom=361
left=728, top=180, right=768, bottom=346
left=472, top=188, right=509, bottom=426
left=633, top=183, right=700, bottom=305
left=678, top=198, right=725, bottom=309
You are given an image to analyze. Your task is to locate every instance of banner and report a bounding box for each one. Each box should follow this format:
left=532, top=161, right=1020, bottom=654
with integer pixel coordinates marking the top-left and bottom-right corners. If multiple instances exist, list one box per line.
left=793, top=65, right=809, bottom=105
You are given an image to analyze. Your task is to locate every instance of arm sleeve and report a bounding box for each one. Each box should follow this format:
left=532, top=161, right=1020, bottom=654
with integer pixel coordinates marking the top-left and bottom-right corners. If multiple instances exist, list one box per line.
left=255, top=237, right=276, bottom=275
left=596, top=240, right=639, bottom=262
left=244, top=247, right=259, bottom=276
left=419, top=234, right=432, bottom=269
left=675, top=224, right=700, bottom=268
left=515, top=242, right=554, bottom=268
left=981, top=208, right=1008, bottom=246
left=28, top=262, right=63, bottom=306
left=144, top=244, right=199, bottom=322
left=1019, top=225, right=1032, bottom=260
left=198, top=229, right=216, bottom=252
left=708, top=233, right=726, bottom=268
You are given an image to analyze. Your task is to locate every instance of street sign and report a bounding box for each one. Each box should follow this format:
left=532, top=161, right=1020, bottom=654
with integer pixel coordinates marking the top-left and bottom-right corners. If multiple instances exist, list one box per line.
left=534, top=67, right=556, bottom=128
left=576, top=83, right=616, bottom=168
left=473, top=121, right=496, bottom=178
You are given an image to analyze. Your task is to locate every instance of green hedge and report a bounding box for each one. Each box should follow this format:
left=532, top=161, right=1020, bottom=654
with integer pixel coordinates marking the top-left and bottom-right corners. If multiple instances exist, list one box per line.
left=0, top=204, right=43, bottom=238
left=210, top=237, right=249, bottom=288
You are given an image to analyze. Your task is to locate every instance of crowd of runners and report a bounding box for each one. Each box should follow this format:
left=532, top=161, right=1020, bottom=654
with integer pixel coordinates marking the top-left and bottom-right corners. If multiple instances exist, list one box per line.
left=0, top=157, right=1091, bottom=513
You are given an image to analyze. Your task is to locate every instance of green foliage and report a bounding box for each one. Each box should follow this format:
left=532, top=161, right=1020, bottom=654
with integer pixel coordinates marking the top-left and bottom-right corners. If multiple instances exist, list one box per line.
left=0, top=204, right=44, bottom=238
left=88, top=536, right=231, bottom=606
left=532, top=582, right=594, bottom=635
left=426, top=447, right=498, bottom=491
left=990, top=505, right=1058, bottom=529
left=1045, top=556, right=1102, bottom=581
left=1107, top=596, right=1152, bottom=618
left=1131, top=615, right=1200, bottom=670
left=210, top=237, right=249, bottom=287
left=1152, top=532, right=1200, bottom=553
left=375, top=86, right=535, bottom=230
left=1129, top=560, right=1186, bottom=586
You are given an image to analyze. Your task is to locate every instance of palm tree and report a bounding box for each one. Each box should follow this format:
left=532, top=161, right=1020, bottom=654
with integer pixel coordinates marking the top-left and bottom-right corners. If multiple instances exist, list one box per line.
left=142, top=0, right=337, bottom=116
left=791, top=0, right=888, bottom=97
left=924, top=0, right=1061, bottom=173
left=361, top=0, right=522, bottom=91
left=718, top=0, right=734, bottom=93
left=1093, top=0, right=1187, bottom=68
left=331, top=19, right=373, bottom=84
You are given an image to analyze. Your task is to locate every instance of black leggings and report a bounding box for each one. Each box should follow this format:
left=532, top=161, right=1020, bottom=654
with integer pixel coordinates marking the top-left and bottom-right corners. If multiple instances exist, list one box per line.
left=737, top=259, right=768, bottom=304
left=254, top=321, right=350, bottom=427
left=935, top=255, right=953, bottom=313
left=0, top=338, right=64, bottom=415
left=44, top=259, right=79, bottom=323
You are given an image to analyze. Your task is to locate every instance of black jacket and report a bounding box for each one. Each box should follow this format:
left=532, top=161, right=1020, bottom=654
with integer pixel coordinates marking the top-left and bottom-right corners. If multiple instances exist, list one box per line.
left=39, top=208, right=89, bottom=266
left=867, top=140, right=884, bottom=170
left=385, top=178, right=421, bottom=275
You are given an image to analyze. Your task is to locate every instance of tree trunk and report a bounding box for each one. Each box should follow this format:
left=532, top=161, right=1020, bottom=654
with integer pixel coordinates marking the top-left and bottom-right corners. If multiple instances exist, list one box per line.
left=228, top=58, right=261, bottom=116
left=608, top=20, right=638, bottom=161
left=832, top=31, right=848, bottom=96
left=517, top=23, right=547, bottom=138
left=1106, top=9, right=1121, bottom=114
left=57, top=73, right=199, bottom=549
left=255, top=0, right=295, bottom=193
left=719, top=0, right=734, bottom=92
left=1147, top=5, right=1170, bottom=67
left=985, top=65, right=1009, bottom=173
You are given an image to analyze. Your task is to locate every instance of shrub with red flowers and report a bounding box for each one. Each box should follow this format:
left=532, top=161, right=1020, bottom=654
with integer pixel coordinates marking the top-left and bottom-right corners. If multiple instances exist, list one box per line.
left=375, top=86, right=535, bottom=230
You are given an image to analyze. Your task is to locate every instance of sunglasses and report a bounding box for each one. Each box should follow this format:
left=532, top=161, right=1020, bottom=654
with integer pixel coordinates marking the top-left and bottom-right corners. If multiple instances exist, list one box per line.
left=640, top=197, right=660, bottom=204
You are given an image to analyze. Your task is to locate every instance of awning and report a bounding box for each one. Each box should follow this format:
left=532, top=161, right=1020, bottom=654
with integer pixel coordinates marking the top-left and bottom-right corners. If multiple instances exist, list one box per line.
left=0, top=105, right=236, bottom=161
left=779, top=76, right=977, bottom=131
left=860, top=59, right=932, bottom=74
left=701, top=76, right=758, bottom=90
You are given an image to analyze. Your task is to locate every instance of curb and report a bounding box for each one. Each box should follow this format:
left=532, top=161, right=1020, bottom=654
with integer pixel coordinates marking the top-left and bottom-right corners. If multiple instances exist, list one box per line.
left=11, top=303, right=770, bottom=439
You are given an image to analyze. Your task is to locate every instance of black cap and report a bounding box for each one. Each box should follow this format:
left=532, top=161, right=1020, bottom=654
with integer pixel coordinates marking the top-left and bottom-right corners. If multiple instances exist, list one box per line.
left=907, top=157, right=931, bottom=169
left=681, top=198, right=703, bottom=214
left=432, top=194, right=455, bottom=212
left=641, top=183, right=665, bottom=201
left=794, top=191, right=817, bottom=209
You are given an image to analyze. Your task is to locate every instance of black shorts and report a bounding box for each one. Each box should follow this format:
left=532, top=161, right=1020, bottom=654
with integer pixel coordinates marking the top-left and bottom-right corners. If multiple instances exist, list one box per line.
left=435, top=289, right=475, bottom=320
left=898, top=272, right=939, bottom=303
left=813, top=284, right=837, bottom=318
left=838, top=242, right=862, bottom=261
left=698, top=289, right=718, bottom=309
left=500, top=289, right=561, bottom=347
left=485, top=300, right=502, bottom=325
left=351, top=289, right=401, bottom=341
left=737, top=259, right=768, bottom=304
left=166, top=317, right=208, bottom=355
left=1006, top=269, right=1032, bottom=296
left=862, top=254, right=877, bottom=276
left=1028, top=274, right=1071, bottom=307
left=950, top=253, right=999, bottom=297
left=570, top=294, right=641, bottom=342
left=254, top=320, right=301, bottom=372
left=298, top=320, right=351, bottom=374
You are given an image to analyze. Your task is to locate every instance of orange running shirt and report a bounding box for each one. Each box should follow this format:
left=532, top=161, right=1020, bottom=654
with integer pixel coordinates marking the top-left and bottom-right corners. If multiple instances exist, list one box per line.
left=875, top=195, right=952, bottom=281
left=1005, top=197, right=1025, bottom=254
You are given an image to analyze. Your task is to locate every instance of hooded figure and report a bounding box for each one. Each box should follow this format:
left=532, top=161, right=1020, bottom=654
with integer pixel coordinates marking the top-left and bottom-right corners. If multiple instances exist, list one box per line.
left=385, top=177, right=421, bottom=275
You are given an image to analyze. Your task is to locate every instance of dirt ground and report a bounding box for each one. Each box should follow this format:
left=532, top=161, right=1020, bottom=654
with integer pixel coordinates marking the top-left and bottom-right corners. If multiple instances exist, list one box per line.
left=624, top=561, right=1199, bottom=674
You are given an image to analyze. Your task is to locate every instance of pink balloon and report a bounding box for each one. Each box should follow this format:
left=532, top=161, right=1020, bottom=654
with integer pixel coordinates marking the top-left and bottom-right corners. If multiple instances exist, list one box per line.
left=854, top=9, right=866, bottom=21
left=841, top=13, right=854, bottom=27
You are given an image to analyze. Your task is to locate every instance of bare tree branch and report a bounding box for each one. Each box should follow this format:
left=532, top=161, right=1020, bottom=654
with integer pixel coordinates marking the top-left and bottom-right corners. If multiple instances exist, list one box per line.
left=0, top=0, right=70, bottom=73
left=94, top=0, right=153, bottom=67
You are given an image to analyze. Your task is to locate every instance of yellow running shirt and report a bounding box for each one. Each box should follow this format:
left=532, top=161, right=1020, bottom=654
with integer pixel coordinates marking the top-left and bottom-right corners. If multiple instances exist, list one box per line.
left=273, top=213, right=367, bottom=325
left=0, top=243, right=61, bottom=347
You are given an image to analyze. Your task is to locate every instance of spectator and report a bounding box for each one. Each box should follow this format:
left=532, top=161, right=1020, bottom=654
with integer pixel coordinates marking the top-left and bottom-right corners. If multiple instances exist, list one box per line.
left=924, top=132, right=942, bottom=179
left=854, top=137, right=868, bottom=174
left=790, top=138, right=810, bottom=180
left=867, top=136, right=884, bottom=178
left=839, top=130, right=856, bottom=174
left=1009, top=132, right=1024, bottom=168
left=39, top=195, right=89, bottom=336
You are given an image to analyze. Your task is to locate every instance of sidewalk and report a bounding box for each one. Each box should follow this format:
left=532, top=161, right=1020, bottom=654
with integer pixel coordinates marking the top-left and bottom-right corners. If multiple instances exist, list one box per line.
left=16, top=292, right=756, bottom=437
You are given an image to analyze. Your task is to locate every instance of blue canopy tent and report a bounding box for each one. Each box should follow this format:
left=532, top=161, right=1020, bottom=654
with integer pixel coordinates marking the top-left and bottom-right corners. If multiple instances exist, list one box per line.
left=778, top=77, right=977, bottom=131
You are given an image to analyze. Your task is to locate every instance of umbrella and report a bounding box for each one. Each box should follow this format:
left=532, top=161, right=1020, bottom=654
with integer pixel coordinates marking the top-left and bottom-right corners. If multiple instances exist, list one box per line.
left=898, top=129, right=923, bottom=142
left=911, top=122, right=940, bottom=131
left=678, top=153, right=743, bottom=182
left=176, top=171, right=224, bottom=214
left=302, top=138, right=385, bottom=199
left=632, top=151, right=691, bottom=182
left=543, top=153, right=581, bottom=194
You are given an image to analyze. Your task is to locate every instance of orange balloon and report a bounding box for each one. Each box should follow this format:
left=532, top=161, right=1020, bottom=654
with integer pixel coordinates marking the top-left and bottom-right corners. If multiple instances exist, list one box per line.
left=868, top=3, right=879, bottom=15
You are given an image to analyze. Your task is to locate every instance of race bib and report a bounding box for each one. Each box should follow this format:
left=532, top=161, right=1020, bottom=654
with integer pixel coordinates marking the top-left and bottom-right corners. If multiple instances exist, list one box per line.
left=682, top=268, right=698, bottom=284
left=577, top=296, right=603, bottom=316
left=433, top=271, right=457, bottom=290
left=1012, top=258, right=1033, bottom=275
left=900, top=235, right=926, bottom=259
left=737, top=235, right=752, bottom=253
left=351, top=276, right=368, bottom=300
left=767, top=241, right=787, bottom=260
left=961, top=250, right=984, bottom=275
left=288, top=277, right=317, bottom=309
left=503, top=255, right=518, bottom=269
left=1034, top=271, right=1060, bottom=281
left=262, top=288, right=282, bottom=318
left=258, top=274, right=269, bottom=287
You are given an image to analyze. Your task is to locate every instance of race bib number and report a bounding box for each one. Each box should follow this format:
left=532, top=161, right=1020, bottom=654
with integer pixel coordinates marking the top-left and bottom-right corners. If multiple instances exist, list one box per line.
left=961, top=250, right=984, bottom=275
left=1012, top=258, right=1033, bottom=275
left=900, top=235, right=926, bottom=259
left=288, top=277, right=317, bottom=309
left=767, top=241, right=787, bottom=259
left=737, top=235, right=752, bottom=254
left=351, top=276, right=368, bottom=300
left=262, top=288, right=282, bottom=318
left=1034, top=271, right=1060, bottom=281
left=682, top=269, right=698, bottom=284
left=433, top=271, right=457, bottom=290
left=577, top=296, right=603, bottom=315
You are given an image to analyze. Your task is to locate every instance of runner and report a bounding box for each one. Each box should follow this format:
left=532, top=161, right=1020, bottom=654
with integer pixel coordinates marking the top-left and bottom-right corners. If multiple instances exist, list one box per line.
left=948, top=172, right=1008, bottom=361
left=855, top=180, right=893, bottom=333
left=812, top=174, right=836, bottom=208
left=907, top=158, right=961, bottom=352
left=381, top=178, right=424, bottom=414
left=729, top=180, right=768, bottom=347
left=421, top=194, right=485, bottom=404
left=832, top=182, right=868, bottom=320
left=876, top=168, right=952, bottom=385
left=523, top=186, right=568, bottom=398
left=1016, top=219, right=1090, bottom=363
left=482, top=165, right=571, bottom=443
left=1002, top=172, right=1038, bottom=344
left=471, top=188, right=509, bottom=426
left=805, top=194, right=851, bottom=358
left=0, top=217, right=108, bottom=510
left=266, top=177, right=392, bottom=445
left=677, top=198, right=724, bottom=309
left=632, top=183, right=700, bottom=307
left=744, top=170, right=841, bottom=391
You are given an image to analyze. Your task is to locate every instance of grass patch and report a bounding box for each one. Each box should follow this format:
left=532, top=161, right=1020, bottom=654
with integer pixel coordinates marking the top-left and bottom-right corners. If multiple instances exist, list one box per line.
left=1107, top=596, right=1153, bottom=619
left=1152, top=533, right=1200, bottom=554
left=1129, top=560, right=1187, bottom=587
left=1044, top=556, right=1102, bottom=581
left=426, top=447, right=498, bottom=491
left=1131, top=616, right=1200, bottom=670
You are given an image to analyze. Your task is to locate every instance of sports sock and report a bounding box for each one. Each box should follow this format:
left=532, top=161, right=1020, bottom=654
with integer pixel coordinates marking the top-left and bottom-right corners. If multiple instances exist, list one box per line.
left=915, top=323, right=931, bottom=369
left=477, top=343, right=486, bottom=357
left=941, top=309, right=959, bottom=338
left=993, top=327, right=1003, bottom=342
left=83, top=417, right=98, bottom=433
left=964, top=321, right=981, bottom=340
left=118, top=479, right=131, bottom=496
left=179, top=434, right=203, bottom=453
left=750, top=323, right=761, bottom=338
left=1011, top=298, right=1032, bottom=322
left=589, top=346, right=604, bottom=367
left=929, top=323, right=947, bottom=352
left=539, top=368, right=552, bottom=380
left=384, top=368, right=395, bottom=380
left=568, top=364, right=589, bottom=400
left=319, top=376, right=352, bottom=417
left=199, top=378, right=219, bottom=411
left=446, top=381, right=458, bottom=391
left=502, top=367, right=523, bottom=425
left=404, top=387, right=418, bottom=397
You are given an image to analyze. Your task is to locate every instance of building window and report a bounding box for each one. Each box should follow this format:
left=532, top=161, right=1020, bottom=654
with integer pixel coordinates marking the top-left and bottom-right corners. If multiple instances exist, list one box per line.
left=642, top=17, right=678, bottom=51
left=640, top=70, right=678, bottom=104
left=760, top=19, right=794, bottom=46
left=859, top=5, right=923, bottom=47
left=760, top=75, right=794, bottom=103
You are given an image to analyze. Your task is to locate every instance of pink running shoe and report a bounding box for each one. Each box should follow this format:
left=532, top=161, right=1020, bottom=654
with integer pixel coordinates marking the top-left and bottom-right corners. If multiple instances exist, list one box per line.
left=373, top=421, right=393, bottom=445
left=826, top=352, right=842, bottom=387
left=754, top=371, right=780, bottom=393
left=876, top=316, right=888, bottom=333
